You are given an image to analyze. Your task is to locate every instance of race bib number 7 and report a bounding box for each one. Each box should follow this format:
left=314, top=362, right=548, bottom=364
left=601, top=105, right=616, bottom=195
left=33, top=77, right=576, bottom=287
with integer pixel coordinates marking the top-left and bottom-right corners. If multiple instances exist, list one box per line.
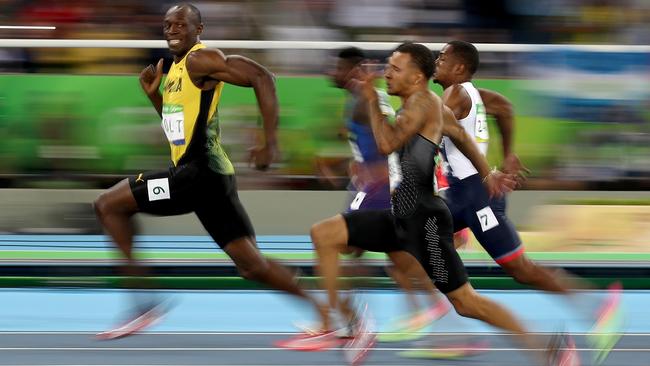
left=476, top=206, right=499, bottom=232
left=162, top=104, right=185, bottom=146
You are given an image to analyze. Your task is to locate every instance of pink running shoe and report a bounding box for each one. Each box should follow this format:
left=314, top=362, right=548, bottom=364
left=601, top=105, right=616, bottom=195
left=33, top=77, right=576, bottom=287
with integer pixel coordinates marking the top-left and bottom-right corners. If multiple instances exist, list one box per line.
left=96, top=304, right=165, bottom=340
left=549, top=334, right=580, bottom=366
left=275, top=330, right=344, bottom=351
left=419, top=300, right=451, bottom=325
left=594, top=282, right=622, bottom=327
left=589, top=282, right=623, bottom=364
left=343, top=304, right=376, bottom=366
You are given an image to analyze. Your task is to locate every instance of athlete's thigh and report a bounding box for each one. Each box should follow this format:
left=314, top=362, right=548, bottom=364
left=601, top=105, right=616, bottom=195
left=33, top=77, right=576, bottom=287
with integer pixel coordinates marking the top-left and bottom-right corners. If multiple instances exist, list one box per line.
left=400, top=198, right=468, bottom=294
left=442, top=183, right=470, bottom=233
left=342, top=209, right=399, bottom=253
left=194, top=173, right=255, bottom=249
left=129, top=164, right=200, bottom=216
left=466, top=190, right=523, bottom=264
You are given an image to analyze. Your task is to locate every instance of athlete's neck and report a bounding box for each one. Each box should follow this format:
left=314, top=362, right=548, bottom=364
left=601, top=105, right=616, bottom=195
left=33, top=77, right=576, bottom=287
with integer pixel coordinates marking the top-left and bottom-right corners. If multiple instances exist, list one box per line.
left=172, top=42, right=200, bottom=63
left=452, top=77, right=473, bottom=89
left=440, top=76, right=472, bottom=91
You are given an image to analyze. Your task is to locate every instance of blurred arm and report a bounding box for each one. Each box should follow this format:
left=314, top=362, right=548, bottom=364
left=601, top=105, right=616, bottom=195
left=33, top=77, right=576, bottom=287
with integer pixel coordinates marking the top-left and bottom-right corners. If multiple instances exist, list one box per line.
left=478, top=88, right=514, bottom=157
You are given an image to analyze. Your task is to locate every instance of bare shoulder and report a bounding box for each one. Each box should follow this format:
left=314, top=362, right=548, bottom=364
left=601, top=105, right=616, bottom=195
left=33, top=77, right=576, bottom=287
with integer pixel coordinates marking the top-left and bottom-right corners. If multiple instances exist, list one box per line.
left=478, top=87, right=508, bottom=103
left=444, top=83, right=470, bottom=101
left=406, top=90, right=439, bottom=110
left=186, top=48, right=226, bottom=74
left=477, top=87, right=512, bottom=114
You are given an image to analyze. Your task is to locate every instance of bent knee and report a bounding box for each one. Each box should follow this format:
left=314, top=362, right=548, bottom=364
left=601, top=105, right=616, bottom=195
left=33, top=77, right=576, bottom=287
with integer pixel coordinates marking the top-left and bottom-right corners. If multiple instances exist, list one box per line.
left=93, top=180, right=137, bottom=218
left=449, top=296, right=475, bottom=318
left=310, top=222, right=326, bottom=247
left=93, top=192, right=111, bottom=218
left=310, top=215, right=347, bottom=251
left=447, top=285, right=485, bottom=319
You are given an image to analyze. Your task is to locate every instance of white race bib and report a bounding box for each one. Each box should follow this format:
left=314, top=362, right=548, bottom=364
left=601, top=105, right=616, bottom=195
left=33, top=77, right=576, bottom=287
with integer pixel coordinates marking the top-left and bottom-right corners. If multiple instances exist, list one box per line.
left=162, top=104, right=185, bottom=146
left=349, top=191, right=367, bottom=211
left=474, top=103, right=489, bottom=142
left=476, top=206, right=499, bottom=232
left=147, top=178, right=171, bottom=201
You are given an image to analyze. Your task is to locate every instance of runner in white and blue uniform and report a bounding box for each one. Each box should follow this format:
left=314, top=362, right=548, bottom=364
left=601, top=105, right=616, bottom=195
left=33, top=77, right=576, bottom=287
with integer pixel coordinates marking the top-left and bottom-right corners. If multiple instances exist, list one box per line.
left=435, top=40, right=564, bottom=281
left=434, top=40, right=621, bottom=362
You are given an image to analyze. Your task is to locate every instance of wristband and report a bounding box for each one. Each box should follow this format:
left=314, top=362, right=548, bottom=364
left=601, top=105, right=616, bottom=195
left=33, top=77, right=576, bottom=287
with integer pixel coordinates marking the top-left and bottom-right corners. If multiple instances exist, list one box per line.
left=482, top=167, right=498, bottom=183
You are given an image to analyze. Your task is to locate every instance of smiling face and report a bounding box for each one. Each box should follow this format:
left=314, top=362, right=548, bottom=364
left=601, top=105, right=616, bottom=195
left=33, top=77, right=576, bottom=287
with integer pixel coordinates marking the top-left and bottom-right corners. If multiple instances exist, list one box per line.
left=384, top=51, right=419, bottom=97
left=163, top=6, right=203, bottom=60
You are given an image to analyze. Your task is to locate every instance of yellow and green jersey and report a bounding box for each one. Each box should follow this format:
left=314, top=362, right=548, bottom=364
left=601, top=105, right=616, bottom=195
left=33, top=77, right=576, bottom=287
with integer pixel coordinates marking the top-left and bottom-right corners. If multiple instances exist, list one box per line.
left=161, top=43, right=234, bottom=174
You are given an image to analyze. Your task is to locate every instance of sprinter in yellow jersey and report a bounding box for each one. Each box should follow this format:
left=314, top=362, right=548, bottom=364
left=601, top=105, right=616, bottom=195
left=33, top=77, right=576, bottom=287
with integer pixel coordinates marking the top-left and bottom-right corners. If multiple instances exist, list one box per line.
left=93, top=3, right=326, bottom=339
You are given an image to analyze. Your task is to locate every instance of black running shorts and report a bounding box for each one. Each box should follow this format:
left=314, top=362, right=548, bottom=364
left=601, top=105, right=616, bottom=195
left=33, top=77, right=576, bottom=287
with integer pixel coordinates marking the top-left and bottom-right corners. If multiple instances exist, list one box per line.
left=342, top=196, right=468, bottom=293
left=129, top=161, right=254, bottom=248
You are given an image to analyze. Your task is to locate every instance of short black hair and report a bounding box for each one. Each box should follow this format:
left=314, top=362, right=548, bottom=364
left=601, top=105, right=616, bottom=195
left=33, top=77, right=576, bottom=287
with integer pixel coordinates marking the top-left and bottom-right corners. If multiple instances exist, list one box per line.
left=337, top=47, right=365, bottom=66
left=394, top=42, right=434, bottom=79
left=174, top=3, right=202, bottom=25
left=447, top=40, right=479, bottom=75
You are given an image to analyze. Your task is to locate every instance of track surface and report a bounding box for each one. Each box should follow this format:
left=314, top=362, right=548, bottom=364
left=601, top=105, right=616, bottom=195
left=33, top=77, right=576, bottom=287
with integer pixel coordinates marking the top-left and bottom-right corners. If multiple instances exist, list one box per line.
left=0, top=288, right=645, bottom=365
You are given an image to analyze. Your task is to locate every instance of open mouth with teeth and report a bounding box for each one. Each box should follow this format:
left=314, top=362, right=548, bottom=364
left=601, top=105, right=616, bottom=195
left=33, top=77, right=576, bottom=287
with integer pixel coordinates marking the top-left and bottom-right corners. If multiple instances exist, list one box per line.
left=168, top=39, right=181, bottom=46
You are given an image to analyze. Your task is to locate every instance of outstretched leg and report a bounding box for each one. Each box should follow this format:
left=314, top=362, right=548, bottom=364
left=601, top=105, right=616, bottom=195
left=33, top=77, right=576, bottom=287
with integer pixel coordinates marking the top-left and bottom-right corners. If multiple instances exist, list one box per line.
left=224, top=236, right=318, bottom=299
left=94, top=178, right=163, bottom=339
left=500, top=255, right=585, bottom=294
left=387, top=251, right=444, bottom=309
left=445, top=282, right=561, bottom=365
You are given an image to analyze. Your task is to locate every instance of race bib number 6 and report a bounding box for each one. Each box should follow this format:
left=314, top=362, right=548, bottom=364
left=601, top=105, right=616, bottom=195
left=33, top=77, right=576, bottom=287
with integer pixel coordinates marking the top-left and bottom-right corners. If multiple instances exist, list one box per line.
left=147, top=178, right=171, bottom=201
left=162, top=104, right=185, bottom=146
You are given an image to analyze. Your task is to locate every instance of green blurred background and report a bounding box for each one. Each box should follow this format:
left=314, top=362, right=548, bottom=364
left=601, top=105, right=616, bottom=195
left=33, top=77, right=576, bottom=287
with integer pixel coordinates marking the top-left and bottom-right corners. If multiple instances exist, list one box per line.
left=2, top=74, right=625, bottom=186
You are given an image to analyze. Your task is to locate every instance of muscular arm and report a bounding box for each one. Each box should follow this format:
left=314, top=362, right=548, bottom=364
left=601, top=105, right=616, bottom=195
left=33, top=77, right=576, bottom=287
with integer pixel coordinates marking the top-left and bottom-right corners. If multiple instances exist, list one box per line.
left=478, top=88, right=514, bottom=157
left=367, top=91, right=431, bottom=154
left=139, top=59, right=164, bottom=118
left=441, top=106, right=491, bottom=179
left=187, top=49, right=278, bottom=148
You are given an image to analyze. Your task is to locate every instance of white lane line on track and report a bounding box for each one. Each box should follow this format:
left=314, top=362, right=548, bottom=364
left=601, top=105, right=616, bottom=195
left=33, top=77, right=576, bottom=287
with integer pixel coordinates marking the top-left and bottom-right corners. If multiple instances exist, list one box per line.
left=0, top=347, right=645, bottom=352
